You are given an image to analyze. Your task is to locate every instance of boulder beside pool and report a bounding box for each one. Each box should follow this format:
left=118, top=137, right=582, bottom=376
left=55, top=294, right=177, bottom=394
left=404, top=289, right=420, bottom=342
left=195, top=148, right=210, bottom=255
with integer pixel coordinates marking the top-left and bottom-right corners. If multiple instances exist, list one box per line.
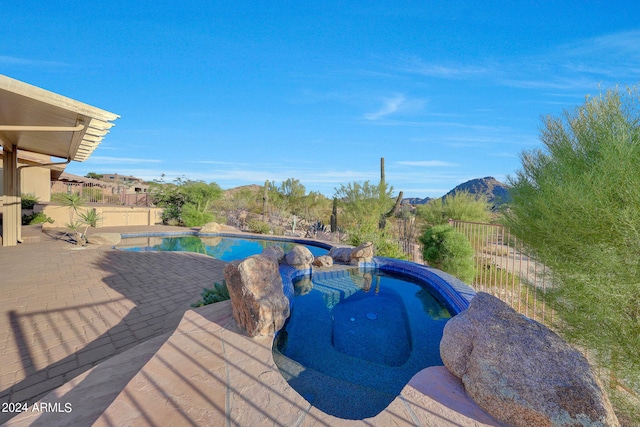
left=284, top=245, right=314, bottom=270
left=440, top=292, right=619, bottom=427
left=350, top=241, right=374, bottom=264
left=224, top=255, right=290, bottom=337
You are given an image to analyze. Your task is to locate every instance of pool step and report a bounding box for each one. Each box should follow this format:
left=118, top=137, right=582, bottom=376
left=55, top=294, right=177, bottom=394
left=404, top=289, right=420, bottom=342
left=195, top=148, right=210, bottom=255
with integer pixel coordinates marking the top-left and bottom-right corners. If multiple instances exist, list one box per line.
left=311, top=269, right=371, bottom=307
left=272, top=348, right=398, bottom=420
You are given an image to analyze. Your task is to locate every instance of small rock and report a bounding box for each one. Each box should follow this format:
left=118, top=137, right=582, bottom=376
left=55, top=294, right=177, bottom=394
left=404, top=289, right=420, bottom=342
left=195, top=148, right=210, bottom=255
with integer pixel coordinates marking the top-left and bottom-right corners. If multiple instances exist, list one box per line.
left=312, top=255, right=333, bottom=267
left=350, top=241, right=374, bottom=264
left=199, top=222, right=238, bottom=233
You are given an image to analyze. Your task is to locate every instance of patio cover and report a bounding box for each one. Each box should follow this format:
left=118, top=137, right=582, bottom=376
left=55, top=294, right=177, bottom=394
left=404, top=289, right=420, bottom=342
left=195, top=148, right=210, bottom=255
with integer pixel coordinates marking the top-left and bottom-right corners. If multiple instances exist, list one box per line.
left=0, top=75, right=119, bottom=246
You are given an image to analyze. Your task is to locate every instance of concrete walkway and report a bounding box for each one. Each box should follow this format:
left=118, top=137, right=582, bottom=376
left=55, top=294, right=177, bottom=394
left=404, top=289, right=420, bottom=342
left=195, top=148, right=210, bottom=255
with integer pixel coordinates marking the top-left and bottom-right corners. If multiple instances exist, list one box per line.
left=1, top=225, right=501, bottom=426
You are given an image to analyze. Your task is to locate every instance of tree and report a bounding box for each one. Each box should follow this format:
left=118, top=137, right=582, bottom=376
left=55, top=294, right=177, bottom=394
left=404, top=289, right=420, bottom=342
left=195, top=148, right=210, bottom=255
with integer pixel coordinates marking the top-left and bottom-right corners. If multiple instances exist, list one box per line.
left=503, top=87, right=640, bottom=411
left=416, top=190, right=492, bottom=226
left=149, top=177, right=223, bottom=226
left=334, top=178, right=405, bottom=259
left=85, top=172, right=103, bottom=180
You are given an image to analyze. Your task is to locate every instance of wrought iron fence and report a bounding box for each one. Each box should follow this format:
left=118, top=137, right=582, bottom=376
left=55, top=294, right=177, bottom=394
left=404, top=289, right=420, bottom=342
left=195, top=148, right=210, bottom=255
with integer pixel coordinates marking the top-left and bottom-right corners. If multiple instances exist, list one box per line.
left=50, top=181, right=151, bottom=207
left=451, top=219, right=553, bottom=326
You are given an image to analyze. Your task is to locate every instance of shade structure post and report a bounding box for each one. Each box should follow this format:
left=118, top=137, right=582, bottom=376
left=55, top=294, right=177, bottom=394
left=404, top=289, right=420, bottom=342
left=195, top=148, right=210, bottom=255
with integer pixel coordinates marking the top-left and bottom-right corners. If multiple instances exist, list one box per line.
left=2, top=143, right=20, bottom=246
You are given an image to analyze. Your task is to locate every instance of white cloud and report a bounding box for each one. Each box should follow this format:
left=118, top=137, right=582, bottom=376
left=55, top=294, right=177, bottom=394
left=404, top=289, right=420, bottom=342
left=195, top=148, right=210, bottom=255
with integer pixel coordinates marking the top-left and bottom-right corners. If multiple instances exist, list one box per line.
left=364, top=94, right=407, bottom=120
left=0, top=55, right=70, bottom=67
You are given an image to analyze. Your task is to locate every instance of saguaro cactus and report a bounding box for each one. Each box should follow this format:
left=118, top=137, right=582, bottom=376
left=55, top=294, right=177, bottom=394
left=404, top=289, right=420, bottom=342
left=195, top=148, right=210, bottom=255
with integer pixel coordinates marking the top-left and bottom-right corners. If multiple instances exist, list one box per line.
left=263, top=180, right=269, bottom=222
left=330, top=197, right=338, bottom=232
left=378, top=157, right=403, bottom=229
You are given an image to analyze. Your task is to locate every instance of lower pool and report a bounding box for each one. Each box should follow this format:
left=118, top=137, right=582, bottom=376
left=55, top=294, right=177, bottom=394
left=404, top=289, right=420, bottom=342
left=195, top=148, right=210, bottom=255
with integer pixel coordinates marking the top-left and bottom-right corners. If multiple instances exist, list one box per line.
left=273, top=267, right=452, bottom=420
left=116, top=235, right=328, bottom=261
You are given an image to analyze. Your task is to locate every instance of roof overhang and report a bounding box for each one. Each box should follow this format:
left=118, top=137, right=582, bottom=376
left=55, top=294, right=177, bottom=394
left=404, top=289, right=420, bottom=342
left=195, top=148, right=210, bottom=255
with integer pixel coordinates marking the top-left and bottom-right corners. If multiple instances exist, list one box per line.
left=0, top=74, right=119, bottom=161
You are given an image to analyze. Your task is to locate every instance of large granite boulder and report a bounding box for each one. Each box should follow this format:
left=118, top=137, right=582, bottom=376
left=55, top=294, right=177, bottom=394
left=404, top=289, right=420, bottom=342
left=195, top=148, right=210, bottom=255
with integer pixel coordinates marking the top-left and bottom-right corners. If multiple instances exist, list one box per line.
left=284, top=245, right=314, bottom=270
left=261, top=245, right=285, bottom=264
left=328, top=246, right=353, bottom=263
left=223, top=255, right=290, bottom=337
left=440, top=292, right=619, bottom=427
left=350, top=241, right=374, bottom=264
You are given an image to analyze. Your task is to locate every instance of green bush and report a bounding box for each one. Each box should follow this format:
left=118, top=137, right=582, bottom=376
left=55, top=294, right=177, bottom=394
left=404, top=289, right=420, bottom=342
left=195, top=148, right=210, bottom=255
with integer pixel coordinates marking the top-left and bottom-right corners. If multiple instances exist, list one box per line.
left=22, top=212, right=54, bottom=225
left=21, top=194, right=39, bottom=209
left=347, top=228, right=407, bottom=260
left=191, top=281, right=230, bottom=307
left=419, top=224, right=475, bottom=283
left=247, top=219, right=271, bottom=234
left=181, top=203, right=215, bottom=227
left=416, top=190, right=492, bottom=226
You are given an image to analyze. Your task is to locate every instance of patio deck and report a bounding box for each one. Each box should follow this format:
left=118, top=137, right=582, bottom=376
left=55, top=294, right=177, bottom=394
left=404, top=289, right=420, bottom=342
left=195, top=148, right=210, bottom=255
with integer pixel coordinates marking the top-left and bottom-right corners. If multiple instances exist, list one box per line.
left=0, top=225, right=501, bottom=426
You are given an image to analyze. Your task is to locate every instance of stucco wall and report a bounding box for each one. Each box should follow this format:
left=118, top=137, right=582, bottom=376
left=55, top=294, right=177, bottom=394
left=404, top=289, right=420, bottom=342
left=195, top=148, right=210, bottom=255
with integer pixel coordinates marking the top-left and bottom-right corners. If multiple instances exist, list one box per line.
left=41, top=205, right=163, bottom=228
left=0, top=156, right=52, bottom=203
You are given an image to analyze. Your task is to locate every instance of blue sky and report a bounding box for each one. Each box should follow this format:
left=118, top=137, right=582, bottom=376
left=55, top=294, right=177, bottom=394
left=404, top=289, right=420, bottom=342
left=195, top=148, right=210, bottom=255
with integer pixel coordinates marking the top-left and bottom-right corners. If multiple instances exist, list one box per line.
left=3, top=1, right=640, bottom=198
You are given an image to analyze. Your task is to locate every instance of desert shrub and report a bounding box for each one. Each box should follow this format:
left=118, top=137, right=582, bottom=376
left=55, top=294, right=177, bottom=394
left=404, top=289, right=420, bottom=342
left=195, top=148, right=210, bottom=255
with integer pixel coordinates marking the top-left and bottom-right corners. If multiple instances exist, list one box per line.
left=247, top=219, right=271, bottom=234
left=419, top=224, right=475, bottom=283
left=181, top=203, right=215, bottom=227
left=347, top=227, right=407, bottom=260
left=150, top=177, right=222, bottom=226
left=191, top=281, right=230, bottom=307
left=416, top=190, right=492, bottom=226
left=21, top=193, right=39, bottom=209
left=22, top=212, right=53, bottom=225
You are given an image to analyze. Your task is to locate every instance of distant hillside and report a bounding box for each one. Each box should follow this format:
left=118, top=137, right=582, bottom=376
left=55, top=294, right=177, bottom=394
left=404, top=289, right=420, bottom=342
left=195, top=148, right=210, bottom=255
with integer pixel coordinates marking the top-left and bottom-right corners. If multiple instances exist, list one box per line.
left=404, top=197, right=432, bottom=205
left=443, top=176, right=511, bottom=208
left=223, top=184, right=263, bottom=199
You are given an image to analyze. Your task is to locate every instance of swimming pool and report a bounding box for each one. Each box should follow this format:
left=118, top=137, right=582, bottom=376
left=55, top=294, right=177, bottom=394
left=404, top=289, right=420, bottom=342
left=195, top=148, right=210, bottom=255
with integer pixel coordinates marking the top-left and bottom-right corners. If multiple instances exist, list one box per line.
left=116, top=234, right=329, bottom=261
left=273, top=267, right=453, bottom=419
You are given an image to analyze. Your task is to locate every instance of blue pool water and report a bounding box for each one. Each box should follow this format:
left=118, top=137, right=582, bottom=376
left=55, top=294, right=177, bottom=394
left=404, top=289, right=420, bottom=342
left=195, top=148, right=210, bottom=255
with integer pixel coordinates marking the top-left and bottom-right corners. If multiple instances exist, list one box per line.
left=116, top=235, right=328, bottom=261
left=273, top=268, right=452, bottom=419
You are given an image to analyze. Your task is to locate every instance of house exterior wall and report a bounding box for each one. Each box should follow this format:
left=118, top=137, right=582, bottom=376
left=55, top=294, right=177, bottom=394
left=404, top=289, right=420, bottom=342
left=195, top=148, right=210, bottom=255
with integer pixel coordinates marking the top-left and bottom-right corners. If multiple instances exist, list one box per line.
left=0, top=154, right=52, bottom=203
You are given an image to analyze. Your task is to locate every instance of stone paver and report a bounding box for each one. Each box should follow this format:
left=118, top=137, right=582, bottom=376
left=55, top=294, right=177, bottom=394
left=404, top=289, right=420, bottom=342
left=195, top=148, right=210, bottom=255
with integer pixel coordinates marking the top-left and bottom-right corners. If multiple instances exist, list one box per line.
left=1, top=225, right=502, bottom=426
left=7, top=301, right=503, bottom=427
left=0, top=225, right=226, bottom=425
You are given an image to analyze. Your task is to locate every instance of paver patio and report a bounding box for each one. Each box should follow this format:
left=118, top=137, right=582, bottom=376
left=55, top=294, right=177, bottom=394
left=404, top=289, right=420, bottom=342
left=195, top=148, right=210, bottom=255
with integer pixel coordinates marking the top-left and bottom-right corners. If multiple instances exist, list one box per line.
left=0, top=225, right=226, bottom=425
left=0, top=225, right=501, bottom=426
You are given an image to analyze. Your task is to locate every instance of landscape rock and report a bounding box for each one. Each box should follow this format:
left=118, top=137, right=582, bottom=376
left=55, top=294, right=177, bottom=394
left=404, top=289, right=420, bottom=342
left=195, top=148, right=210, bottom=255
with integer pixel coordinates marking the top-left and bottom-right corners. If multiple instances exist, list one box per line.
left=261, top=245, right=285, bottom=264
left=350, top=241, right=374, bottom=264
left=328, top=246, right=353, bottom=263
left=87, top=233, right=121, bottom=246
left=199, top=221, right=238, bottom=233
left=223, top=255, right=290, bottom=337
left=312, top=255, right=333, bottom=267
left=440, top=292, right=619, bottom=427
left=284, top=245, right=314, bottom=270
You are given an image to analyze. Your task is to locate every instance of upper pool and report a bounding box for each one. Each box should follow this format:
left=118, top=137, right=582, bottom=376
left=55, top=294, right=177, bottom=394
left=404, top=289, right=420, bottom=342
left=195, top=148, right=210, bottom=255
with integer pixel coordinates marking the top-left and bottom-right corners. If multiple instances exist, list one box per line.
left=116, top=234, right=329, bottom=261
